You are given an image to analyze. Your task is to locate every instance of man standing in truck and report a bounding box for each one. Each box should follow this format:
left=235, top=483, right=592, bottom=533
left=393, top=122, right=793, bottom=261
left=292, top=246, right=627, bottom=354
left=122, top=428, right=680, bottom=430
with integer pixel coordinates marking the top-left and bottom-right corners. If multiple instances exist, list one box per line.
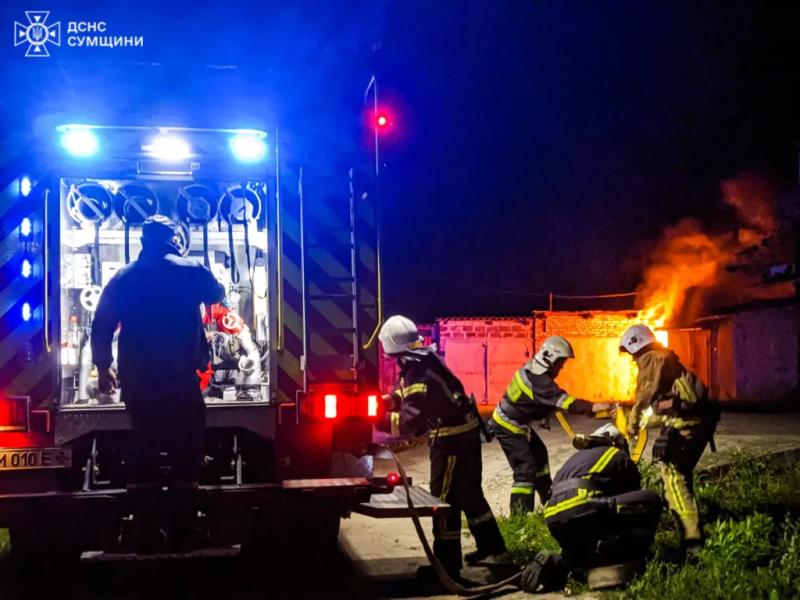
left=92, top=215, right=225, bottom=490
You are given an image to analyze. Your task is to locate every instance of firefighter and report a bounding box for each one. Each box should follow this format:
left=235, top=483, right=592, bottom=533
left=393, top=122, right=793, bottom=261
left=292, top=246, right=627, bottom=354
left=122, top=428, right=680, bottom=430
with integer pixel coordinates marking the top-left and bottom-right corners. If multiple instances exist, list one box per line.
left=92, top=215, right=224, bottom=491
left=530, top=424, right=662, bottom=591
left=377, top=315, right=507, bottom=580
left=489, top=336, right=609, bottom=513
left=619, top=324, right=719, bottom=556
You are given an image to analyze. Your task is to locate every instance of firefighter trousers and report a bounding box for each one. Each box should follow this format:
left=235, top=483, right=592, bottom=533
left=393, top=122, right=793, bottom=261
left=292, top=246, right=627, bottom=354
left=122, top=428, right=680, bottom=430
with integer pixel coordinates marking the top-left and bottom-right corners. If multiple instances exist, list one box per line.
left=657, top=420, right=716, bottom=545
left=125, top=387, right=206, bottom=486
left=489, top=419, right=551, bottom=512
left=546, top=489, right=662, bottom=570
left=429, top=429, right=506, bottom=573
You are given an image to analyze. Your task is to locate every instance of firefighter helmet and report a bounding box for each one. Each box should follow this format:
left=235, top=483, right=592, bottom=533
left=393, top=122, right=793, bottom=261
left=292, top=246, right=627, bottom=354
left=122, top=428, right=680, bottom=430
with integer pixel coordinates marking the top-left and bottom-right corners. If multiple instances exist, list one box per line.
left=577, top=423, right=629, bottom=452
left=530, top=336, right=575, bottom=375
left=619, top=324, right=657, bottom=355
left=379, top=315, right=423, bottom=356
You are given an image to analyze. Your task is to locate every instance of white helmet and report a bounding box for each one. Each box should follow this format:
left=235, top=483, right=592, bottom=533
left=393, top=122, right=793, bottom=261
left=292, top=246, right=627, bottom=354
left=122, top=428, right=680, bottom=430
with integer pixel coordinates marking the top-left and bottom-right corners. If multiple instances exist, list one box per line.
left=590, top=423, right=628, bottom=451
left=530, top=336, right=575, bottom=375
left=379, top=315, right=423, bottom=355
left=619, top=324, right=657, bottom=355
left=591, top=423, right=621, bottom=439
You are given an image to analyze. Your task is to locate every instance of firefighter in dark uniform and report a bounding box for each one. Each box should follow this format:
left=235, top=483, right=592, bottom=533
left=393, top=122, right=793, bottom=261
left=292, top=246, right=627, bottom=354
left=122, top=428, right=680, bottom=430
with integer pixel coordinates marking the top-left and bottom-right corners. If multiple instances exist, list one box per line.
left=377, top=315, right=507, bottom=580
left=489, top=336, right=609, bottom=513
left=620, top=324, right=719, bottom=556
left=92, top=215, right=225, bottom=488
left=536, top=424, right=662, bottom=590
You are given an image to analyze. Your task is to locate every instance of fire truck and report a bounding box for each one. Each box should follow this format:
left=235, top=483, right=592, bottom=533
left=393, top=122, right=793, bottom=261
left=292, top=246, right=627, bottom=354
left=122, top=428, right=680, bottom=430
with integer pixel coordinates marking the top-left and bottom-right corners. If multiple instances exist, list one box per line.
left=0, top=119, right=433, bottom=561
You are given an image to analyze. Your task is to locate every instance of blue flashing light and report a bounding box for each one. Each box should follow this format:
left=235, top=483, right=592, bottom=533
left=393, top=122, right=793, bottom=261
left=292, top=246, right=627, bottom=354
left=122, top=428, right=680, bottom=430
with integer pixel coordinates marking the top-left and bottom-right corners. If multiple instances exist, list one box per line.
left=145, top=135, right=191, bottom=161
left=21, top=303, right=31, bottom=322
left=20, top=177, right=32, bottom=197
left=20, top=218, right=32, bottom=237
left=230, top=133, right=267, bottom=162
left=61, top=128, right=100, bottom=157
left=21, top=259, right=32, bottom=278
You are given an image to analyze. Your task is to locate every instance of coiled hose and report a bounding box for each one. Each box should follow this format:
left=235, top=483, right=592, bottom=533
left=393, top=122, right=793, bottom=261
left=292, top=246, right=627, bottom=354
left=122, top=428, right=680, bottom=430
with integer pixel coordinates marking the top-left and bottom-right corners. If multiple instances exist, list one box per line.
left=384, top=446, right=523, bottom=596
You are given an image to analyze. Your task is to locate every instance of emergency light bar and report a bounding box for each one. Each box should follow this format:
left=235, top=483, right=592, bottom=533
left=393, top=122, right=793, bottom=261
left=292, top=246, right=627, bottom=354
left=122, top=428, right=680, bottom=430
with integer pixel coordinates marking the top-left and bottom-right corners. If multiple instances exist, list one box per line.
left=58, top=125, right=100, bottom=158
left=56, top=124, right=269, bottom=164
left=144, top=134, right=191, bottom=161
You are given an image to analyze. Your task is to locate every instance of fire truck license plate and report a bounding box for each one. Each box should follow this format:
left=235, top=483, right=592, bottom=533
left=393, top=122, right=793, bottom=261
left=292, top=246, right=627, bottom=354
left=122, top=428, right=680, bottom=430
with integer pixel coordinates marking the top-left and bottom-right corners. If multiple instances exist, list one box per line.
left=0, top=448, right=71, bottom=471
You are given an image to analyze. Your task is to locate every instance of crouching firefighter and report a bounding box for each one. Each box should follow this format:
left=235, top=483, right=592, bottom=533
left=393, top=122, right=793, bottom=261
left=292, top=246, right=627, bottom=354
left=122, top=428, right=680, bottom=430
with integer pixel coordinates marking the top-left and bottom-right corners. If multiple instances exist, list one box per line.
left=489, top=336, right=610, bottom=513
left=524, top=425, right=662, bottom=592
left=620, top=325, right=719, bottom=557
left=377, top=315, right=507, bottom=580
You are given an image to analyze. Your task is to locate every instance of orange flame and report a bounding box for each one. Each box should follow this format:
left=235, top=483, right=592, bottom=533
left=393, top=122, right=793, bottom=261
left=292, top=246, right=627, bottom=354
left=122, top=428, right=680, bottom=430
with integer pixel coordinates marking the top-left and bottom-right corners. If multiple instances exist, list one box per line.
left=635, top=219, right=731, bottom=342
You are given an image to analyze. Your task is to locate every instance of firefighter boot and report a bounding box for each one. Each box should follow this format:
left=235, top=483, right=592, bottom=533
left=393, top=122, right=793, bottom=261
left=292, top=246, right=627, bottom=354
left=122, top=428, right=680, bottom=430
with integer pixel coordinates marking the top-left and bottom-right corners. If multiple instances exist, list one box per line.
left=510, top=491, right=535, bottom=514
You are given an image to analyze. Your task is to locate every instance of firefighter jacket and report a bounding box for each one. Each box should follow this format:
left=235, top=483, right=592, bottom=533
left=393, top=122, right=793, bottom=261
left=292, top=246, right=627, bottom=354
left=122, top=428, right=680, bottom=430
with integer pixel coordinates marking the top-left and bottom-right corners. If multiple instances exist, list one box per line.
left=543, top=444, right=640, bottom=524
left=496, top=363, right=593, bottom=427
left=630, top=347, right=715, bottom=433
left=378, top=346, right=478, bottom=439
left=91, top=245, right=225, bottom=396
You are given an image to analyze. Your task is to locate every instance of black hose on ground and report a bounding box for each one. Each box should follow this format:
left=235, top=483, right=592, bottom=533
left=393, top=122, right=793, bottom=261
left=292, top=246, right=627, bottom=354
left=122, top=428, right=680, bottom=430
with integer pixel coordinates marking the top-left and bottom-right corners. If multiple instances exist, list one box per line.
left=384, top=447, right=522, bottom=597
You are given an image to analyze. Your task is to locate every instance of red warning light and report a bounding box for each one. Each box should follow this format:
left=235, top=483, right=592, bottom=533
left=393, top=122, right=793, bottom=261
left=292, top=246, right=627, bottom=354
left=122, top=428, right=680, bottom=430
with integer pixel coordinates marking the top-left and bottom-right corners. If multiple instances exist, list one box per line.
left=367, top=394, right=379, bottom=417
left=376, top=114, right=389, bottom=128
left=324, top=394, right=338, bottom=419
left=387, top=472, right=400, bottom=486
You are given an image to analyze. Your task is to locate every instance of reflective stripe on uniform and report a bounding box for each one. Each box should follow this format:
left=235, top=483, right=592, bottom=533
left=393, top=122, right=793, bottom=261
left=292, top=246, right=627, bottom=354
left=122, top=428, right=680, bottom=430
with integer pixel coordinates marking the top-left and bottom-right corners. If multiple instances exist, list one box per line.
left=491, top=408, right=528, bottom=436
left=674, top=376, right=698, bottom=405
left=439, top=530, right=461, bottom=540
left=400, top=382, right=427, bottom=396
left=429, top=418, right=479, bottom=439
left=440, top=456, right=457, bottom=500
left=557, top=394, right=576, bottom=410
left=661, top=462, right=702, bottom=541
left=513, top=370, right=533, bottom=400
left=390, top=412, right=401, bottom=436
left=511, top=486, right=534, bottom=495
left=543, top=488, right=600, bottom=519
left=535, top=465, right=550, bottom=477
left=467, top=510, right=495, bottom=526
left=588, top=447, right=619, bottom=474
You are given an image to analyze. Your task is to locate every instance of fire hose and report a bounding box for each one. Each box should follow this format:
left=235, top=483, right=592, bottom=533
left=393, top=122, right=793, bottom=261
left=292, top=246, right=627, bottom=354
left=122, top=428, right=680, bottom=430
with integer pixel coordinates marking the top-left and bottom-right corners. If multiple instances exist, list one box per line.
left=379, top=405, right=647, bottom=595
left=383, top=446, right=523, bottom=596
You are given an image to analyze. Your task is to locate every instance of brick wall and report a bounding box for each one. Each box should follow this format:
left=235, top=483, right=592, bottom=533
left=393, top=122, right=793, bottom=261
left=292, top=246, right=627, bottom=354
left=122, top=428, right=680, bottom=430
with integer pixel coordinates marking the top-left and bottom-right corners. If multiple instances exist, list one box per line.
left=438, top=318, right=533, bottom=341
left=532, top=311, right=639, bottom=348
left=378, top=312, right=641, bottom=403
left=533, top=311, right=640, bottom=402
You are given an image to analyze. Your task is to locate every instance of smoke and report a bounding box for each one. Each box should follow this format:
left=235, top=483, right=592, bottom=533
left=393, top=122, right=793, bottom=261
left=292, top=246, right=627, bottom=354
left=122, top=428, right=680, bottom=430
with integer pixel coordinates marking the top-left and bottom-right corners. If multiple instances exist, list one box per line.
left=721, top=172, right=779, bottom=246
left=637, top=172, right=786, bottom=326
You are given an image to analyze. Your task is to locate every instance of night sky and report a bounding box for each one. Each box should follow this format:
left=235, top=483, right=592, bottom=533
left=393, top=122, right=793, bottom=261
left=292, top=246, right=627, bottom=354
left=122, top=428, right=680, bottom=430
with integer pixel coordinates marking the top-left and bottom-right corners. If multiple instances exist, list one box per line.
left=2, top=1, right=800, bottom=322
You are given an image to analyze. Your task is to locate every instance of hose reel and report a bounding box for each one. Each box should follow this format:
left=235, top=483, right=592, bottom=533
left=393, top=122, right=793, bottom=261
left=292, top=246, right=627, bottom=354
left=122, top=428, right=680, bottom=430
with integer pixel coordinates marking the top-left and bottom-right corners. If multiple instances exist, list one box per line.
left=113, top=182, right=159, bottom=264
left=177, top=184, right=219, bottom=267
left=219, top=184, right=261, bottom=285
left=66, top=182, right=113, bottom=285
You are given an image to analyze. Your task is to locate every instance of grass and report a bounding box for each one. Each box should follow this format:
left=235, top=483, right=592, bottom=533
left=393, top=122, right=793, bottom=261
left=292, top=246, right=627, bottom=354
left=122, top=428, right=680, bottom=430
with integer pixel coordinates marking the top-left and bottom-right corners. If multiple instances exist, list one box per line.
left=495, top=450, right=800, bottom=599
left=0, top=530, right=7, bottom=559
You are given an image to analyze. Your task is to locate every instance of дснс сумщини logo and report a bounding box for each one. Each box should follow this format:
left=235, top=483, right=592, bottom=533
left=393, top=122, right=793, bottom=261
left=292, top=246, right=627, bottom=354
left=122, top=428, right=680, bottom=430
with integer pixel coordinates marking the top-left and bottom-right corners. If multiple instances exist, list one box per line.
left=14, top=11, right=60, bottom=57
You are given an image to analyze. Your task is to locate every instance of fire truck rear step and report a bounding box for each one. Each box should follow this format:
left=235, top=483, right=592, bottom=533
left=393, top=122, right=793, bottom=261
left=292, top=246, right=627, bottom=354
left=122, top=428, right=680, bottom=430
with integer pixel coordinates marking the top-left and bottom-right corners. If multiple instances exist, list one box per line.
left=354, top=485, right=449, bottom=518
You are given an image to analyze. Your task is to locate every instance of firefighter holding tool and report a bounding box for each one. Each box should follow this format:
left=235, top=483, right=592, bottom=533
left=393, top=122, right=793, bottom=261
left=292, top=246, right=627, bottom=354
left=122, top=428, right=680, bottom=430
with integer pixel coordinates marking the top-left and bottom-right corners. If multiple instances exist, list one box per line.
left=377, top=315, right=507, bottom=581
left=489, top=336, right=611, bottom=513
left=619, top=324, right=720, bottom=557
